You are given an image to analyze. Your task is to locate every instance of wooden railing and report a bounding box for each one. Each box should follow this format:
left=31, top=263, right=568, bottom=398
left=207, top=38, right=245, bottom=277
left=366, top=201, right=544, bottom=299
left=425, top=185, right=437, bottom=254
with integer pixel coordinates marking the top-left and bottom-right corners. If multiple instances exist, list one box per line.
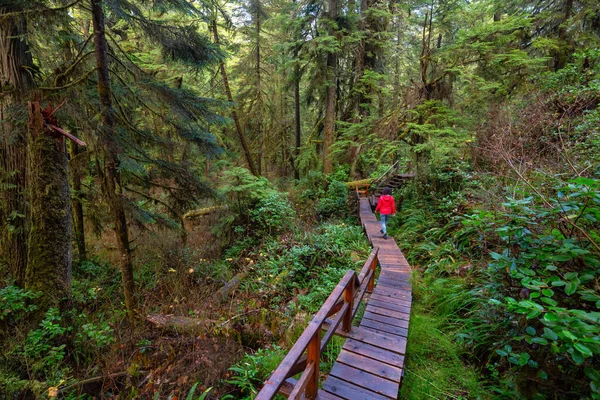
left=256, top=248, right=379, bottom=399
left=369, top=160, right=401, bottom=194
left=354, top=182, right=370, bottom=198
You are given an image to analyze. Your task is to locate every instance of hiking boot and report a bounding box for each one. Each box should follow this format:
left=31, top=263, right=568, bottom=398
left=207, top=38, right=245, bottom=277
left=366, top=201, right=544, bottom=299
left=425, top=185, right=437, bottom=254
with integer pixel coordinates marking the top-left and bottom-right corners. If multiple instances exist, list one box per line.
left=380, top=229, right=384, bottom=234
left=383, top=233, right=388, bottom=239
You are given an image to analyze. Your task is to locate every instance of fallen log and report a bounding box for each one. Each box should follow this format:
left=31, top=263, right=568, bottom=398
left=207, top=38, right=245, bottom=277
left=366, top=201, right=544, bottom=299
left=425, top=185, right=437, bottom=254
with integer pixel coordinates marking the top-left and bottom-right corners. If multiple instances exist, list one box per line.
left=146, top=314, right=216, bottom=334
left=183, top=206, right=224, bottom=220
left=345, top=179, right=372, bottom=189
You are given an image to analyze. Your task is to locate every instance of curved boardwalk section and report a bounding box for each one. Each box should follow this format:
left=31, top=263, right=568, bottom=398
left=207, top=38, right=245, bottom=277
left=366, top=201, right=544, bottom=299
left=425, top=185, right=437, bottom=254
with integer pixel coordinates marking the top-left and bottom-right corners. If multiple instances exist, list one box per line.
left=321, top=197, right=412, bottom=399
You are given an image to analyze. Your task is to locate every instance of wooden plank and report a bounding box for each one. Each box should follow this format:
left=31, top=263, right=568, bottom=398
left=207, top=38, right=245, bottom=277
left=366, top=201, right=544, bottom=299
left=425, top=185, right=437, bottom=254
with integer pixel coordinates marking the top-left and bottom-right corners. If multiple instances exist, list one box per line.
left=361, top=318, right=408, bottom=338
left=348, top=327, right=407, bottom=355
left=373, top=285, right=411, bottom=299
left=377, top=276, right=410, bottom=287
left=369, top=293, right=412, bottom=307
left=363, top=311, right=409, bottom=329
left=368, top=298, right=411, bottom=314
left=376, top=279, right=411, bottom=291
left=322, top=376, right=391, bottom=400
left=329, top=362, right=398, bottom=398
left=316, top=389, right=345, bottom=399
left=342, top=338, right=405, bottom=368
left=365, top=304, right=411, bottom=321
left=336, top=349, right=402, bottom=382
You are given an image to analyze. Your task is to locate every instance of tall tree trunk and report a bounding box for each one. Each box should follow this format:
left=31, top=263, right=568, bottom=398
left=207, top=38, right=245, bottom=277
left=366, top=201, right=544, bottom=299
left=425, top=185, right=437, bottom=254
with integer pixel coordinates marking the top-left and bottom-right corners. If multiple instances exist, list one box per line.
left=25, top=100, right=72, bottom=310
left=293, top=45, right=301, bottom=180
left=256, top=7, right=263, bottom=176
left=91, top=0, right=136, bottom=321
left=322, top=0, right=337, bottom=175
left=0, top=5, right=33, bottom=286
left=210, top=19, right=258, bottom=176
left=392, top=14, right=402, bottom=109
left=69, top=143, right=86, bottom=262
left=555, top=0, right=574, bottom=70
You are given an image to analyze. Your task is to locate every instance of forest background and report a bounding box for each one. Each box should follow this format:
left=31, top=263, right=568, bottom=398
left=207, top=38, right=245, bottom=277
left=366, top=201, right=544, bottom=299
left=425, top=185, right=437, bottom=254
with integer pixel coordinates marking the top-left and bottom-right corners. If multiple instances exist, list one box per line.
left=0, top=0, right=599, bottom=398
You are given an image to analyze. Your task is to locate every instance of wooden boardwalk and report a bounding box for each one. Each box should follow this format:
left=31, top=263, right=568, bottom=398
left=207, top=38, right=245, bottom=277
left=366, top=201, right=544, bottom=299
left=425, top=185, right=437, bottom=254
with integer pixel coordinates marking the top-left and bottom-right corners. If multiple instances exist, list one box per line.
left=320, top=197, right=412, bottom=399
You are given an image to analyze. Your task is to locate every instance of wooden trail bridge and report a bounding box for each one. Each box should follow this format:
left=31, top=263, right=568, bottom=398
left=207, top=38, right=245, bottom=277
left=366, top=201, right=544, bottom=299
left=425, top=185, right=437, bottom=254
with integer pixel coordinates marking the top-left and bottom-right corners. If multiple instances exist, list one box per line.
left=256, top=183, right=412, bottom=399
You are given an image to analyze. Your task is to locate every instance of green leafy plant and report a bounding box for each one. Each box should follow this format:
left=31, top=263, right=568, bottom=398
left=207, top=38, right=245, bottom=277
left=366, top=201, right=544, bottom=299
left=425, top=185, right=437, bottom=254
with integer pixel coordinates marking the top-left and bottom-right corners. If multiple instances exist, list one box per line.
left=223, top=346, right=286, bottom=399
left=0, top=285, right=39, bottom=322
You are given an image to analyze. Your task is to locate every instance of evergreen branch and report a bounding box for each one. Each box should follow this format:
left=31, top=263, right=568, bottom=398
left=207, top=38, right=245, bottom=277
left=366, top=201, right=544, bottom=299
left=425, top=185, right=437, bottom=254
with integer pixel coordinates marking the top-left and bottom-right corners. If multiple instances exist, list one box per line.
left=107, top=53, right=137, bottom=79
left=73, top=33, right=94, bottom=60
left=39, top=68, right=98, bottom=91
left=0, top=0, right=81, bottom=22
left=53, top=51, right=95, bottom=86
left=123, top=186, right=180, bottom=218
left=107, top=68, right=161, bottom=116
left=105, top=30, right=145, bottom=75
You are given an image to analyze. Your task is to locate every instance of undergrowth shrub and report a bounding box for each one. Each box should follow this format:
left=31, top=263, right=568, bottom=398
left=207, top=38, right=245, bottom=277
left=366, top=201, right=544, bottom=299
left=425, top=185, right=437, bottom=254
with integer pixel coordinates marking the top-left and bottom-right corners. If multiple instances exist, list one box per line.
left=216, top=167, right=296, bottom=239
left=0, top=285, right=39, bottom=324
left=315, top=180, right=348, bottom=219
left=224, top=346, right=286, bottom=399
left=249, top=193, right=296, bottom=235
left=470, top=178, right=600, bottom=399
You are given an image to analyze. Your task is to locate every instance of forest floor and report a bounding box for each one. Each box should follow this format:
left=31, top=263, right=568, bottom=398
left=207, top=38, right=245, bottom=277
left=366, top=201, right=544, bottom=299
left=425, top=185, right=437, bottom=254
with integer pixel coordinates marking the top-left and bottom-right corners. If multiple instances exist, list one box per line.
left=0, top=188, right=502, bottom=399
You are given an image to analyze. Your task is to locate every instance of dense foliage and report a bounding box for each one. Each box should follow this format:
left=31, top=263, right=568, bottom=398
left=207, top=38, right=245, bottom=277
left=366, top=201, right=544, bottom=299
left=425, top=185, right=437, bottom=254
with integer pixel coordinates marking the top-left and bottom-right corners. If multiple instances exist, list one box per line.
left=1, top=0, right=599, bottom=398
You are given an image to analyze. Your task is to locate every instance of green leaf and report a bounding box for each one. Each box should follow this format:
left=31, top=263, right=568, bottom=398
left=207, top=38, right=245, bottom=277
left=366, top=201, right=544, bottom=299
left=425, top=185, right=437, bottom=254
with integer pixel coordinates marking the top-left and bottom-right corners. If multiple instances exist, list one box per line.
left=518, top=352, right=531, bottom=366
left=540, top=297, right=558, bottom=306
left=543, top=327, right=558, bottom=340
left=496, top=349, right=508, bottom=357
left=538, top=370, right=548, bottom=380
left=526, top=326, right=536, bottom=335
left=575, top=343, right=593, bottom=357
left=585, top=367, right=600, bottom=382
left=562, top=330, right=578, bottom=341
left=542, top=289, right=554, bottom=297
left=532, top=337, right=549, bottom=345
left=565, top=281, right=578, bottom=295
left=564, top=272, right=579, bottom=280
left=571, top=349, right=585, bottom=365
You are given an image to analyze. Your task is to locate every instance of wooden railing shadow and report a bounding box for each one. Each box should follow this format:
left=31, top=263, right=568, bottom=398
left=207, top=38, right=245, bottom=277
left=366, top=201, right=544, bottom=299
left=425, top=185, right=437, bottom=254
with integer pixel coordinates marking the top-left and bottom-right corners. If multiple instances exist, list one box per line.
left=255, top=249, right=379, bottom=399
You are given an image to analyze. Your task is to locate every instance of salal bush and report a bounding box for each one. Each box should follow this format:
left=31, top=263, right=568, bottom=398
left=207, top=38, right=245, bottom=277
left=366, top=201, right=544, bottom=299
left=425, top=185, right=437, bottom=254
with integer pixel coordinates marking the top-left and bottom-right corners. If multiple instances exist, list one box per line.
left=468, top=178, right=600, bottom=398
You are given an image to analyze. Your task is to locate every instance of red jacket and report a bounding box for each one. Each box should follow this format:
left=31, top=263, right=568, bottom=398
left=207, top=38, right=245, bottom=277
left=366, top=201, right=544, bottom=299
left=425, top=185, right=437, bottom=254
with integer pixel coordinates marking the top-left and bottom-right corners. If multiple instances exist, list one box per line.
left=375, top=195, right=396, bottom=215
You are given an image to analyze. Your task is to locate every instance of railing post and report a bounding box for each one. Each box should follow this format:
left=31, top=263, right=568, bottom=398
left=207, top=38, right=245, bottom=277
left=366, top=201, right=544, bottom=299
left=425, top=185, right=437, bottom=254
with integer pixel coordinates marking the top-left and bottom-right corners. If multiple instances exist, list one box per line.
left=368, top=253, right=378, bottom=292
left=342, top=276, right=355, bottom=332
left=306, top=330, right=320, bottom=399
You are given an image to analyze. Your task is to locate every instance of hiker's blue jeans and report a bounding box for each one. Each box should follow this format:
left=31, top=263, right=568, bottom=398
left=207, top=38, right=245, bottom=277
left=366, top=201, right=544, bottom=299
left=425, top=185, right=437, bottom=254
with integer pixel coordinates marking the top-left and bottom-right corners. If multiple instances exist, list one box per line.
left=381, top=214, right=390, bottom=234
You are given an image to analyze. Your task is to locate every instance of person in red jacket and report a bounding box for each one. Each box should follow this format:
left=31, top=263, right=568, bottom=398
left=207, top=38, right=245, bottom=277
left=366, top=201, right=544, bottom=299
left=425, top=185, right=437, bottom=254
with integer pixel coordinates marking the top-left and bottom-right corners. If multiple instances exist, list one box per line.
left=375, top=187, right=396, bottom=239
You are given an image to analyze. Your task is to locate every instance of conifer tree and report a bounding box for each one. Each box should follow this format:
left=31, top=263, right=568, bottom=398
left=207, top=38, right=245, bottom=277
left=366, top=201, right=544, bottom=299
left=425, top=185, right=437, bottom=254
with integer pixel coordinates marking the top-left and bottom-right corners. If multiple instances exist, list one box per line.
left=0, top=3, right=34, bottom=286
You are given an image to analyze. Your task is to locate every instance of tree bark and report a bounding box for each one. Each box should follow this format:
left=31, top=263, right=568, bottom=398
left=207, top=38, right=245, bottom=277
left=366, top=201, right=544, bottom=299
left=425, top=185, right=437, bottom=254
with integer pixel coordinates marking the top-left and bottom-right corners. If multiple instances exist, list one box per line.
left=69, top=143, right=86, bottom=262
left=322, top=0, right=337, bottom=175
left=0, top=5, right=34, bottom=286
left=91, top=0, right=136, bottom=321
left=210, top=19, right=258, bottom=176
left=256, top=4, right=263, bottom=176
left=25, top=100, right=72, bottom=311
left=293, top=45, right=301, bottom=180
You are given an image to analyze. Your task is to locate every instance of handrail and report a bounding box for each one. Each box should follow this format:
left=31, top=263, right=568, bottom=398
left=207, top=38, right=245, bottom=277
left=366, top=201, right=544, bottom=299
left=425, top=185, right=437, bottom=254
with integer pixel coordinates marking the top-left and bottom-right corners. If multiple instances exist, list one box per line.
left=370, top=160, right=400, bottom=193
left=256, top=248, right=379, bottom=399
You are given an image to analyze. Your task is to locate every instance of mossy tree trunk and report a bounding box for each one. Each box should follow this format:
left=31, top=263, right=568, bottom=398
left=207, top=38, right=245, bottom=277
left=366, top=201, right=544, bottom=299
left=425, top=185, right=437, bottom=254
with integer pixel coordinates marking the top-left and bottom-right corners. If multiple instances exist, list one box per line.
left=0, top=5, right=34, bottom=286
left=25, top=101, right=72, bottom=310
left=92, top=0, right=136, bottom=321
left=69, top=143, right=86, bottom=262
